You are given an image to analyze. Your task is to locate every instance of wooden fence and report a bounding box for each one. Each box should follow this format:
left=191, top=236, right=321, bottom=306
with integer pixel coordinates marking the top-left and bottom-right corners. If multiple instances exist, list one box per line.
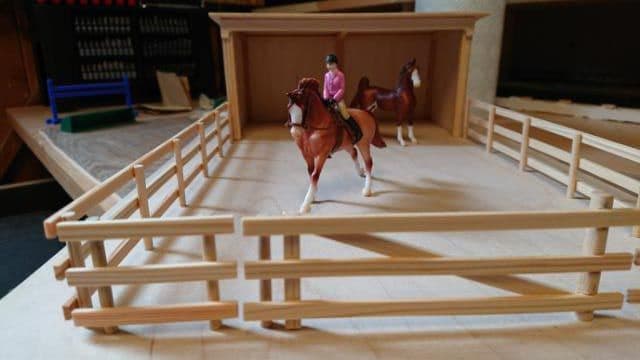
left=465, top=99, right=640, bottom=303
left=43, top=102, right=233, bottom=324
left=242, top=192, right=639, bottom=329
left=60, top=215, right=237, bottom=332
left=43, top=98, right=640, bottom=331
left=465, top=99, right=640, bottom=208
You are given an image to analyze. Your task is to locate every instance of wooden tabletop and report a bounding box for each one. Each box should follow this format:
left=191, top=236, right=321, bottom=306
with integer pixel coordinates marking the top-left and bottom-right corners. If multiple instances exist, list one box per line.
left=7, top=105, right=118, bottom=212
left=6, top=105, right=203, bottom=212
left=1, top=123, right=640, bottom=359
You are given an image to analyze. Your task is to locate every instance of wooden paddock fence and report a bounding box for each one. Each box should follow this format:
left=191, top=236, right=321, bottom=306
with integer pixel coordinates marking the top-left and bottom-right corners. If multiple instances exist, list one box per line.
left=242, top=192, right=640, bottom=329
left=464, top=99, right=640, bottom=303
left=43, top=99, right=640, bottom=333
left=60, top=215, right=237, bottom=332
left=43, top=102, right=234, bottom=325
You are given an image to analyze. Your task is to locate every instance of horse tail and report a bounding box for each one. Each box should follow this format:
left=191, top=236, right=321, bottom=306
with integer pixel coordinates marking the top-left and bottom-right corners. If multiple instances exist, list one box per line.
left=371, top=116, right=386, bottom=148
left=350, top=76, right=370, bottom=108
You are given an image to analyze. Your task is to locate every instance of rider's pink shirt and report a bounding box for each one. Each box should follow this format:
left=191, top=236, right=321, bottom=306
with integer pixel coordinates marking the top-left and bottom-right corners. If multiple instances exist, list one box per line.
left=323, top=70, right=345, bottom=102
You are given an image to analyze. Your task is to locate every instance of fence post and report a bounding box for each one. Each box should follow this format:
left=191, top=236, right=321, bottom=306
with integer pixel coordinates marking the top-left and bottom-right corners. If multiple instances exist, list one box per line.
left=284, top=235, right=301, bottom=330
left=634, top=188, right=640, bottom=265
left=172, top=139, right=187, bottom=207
left=202, top=234, right=222, bottom=330
left=133, top=164, right=153, bottom=250
left=214, top=112, right=224, bottom=157
left=519, top=117, right=531, bottom=171
left=576, top=191, right=613, bottom=321
left=566, top=133, right=583, bottom=198
left=463, top=98, right=470, bottom=139
left=198, top=121, right=210, bottom=177
left=47, top=78, right=59, bottom=124
left=89, top=241, right=118, bottom=334
left=486, top=105, right=496, bottom=153
left=62, top=212, right=93, bottom=314
left=633, top=188, right=640, bottom=239
left=259, top=235, right=273, bottom=328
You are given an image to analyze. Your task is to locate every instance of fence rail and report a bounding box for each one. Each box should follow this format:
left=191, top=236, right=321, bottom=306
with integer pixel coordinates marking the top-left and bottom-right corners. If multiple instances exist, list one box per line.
left=465, top=99, right=640, bottom=305
left=244, top=293, right=624, bottom=321
left=43, top=98, right=640, bottom=333
left=44, top=102, right=230, bottom=239
left=66, top=262, right=237, bottom=286
left=44, top=102, right=235, bottom=330
left=465, top=99, right=640, bottom=208
left=57, top=215, right=237, bottom=332
left=245, top=253, right=632, bottom=278
left=57, top=215, right=235, bottom=241
left=242, top=208, right=640, bottom=235
left=72, top=302, right=238, bottom=328
left=242, top=192, right=636, bottom=329
left=50, top=103, right=230, bottom=284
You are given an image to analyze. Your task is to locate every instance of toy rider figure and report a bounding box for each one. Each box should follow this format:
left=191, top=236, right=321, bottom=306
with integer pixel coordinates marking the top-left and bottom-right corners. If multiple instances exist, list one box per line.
left=323, top=54, right=363, bottom=143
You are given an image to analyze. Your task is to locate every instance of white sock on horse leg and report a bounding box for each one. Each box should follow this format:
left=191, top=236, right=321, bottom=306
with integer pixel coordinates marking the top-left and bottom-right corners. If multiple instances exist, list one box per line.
left=363, top=173, right=372, bottom=197
left=408, top=125, right=418, bottom=144
left=353, top=159, right=364, bottom=177
left=396, top=126, right=406, bottom=146
left=300, top=183, right=317, bottom=214
left=351, top=148, right=364, bottom=177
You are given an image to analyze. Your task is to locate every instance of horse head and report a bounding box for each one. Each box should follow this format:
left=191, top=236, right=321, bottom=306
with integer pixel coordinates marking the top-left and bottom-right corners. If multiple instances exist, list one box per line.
left=286, top=78, right=322, bottom=128
left=400, top=58, right=421, bottom=88
left=286, top=77, right=324, bottom=141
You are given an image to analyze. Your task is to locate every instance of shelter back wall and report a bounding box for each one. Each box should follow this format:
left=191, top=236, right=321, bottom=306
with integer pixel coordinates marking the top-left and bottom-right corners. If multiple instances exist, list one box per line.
left=245, top=33, right=433, bottom=124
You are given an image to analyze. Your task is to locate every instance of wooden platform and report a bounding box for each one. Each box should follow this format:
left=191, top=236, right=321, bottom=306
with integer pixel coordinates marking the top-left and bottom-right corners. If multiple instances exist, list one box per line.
left=6, top=106, right=204, bottom=208
left=1, top=122, right=639, bottom=359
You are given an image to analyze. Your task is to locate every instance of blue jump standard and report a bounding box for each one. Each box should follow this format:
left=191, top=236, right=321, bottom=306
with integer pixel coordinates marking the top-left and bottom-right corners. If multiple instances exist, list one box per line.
left=46, top=77, right=134, bottom=125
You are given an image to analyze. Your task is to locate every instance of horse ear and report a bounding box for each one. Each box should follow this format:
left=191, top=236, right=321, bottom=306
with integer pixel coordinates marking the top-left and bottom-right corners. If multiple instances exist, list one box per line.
left=410, top=58, right=416, bottom=65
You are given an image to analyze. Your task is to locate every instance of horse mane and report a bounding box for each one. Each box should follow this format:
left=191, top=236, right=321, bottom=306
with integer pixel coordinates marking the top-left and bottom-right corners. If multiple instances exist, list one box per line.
left=298, top=78, right=322, bottom=99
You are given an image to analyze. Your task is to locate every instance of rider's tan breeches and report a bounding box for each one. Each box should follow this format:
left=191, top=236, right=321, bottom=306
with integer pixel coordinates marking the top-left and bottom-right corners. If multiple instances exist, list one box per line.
left=337, top=100, right=350, bottom=119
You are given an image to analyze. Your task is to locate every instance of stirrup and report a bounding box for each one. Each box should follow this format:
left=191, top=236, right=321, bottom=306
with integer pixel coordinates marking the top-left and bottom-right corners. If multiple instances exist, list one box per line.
left=344, top=117, right=363, bottom=144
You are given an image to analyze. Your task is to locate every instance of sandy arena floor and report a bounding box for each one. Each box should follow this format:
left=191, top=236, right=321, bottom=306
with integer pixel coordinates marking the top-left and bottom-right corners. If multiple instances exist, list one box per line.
left=1, top=123, right=639, bottom=360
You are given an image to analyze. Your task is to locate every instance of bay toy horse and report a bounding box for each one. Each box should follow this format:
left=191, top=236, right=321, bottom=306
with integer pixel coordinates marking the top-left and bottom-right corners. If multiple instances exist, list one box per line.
left=286, top=78, right=386, bottom=214
left=350, top=58, right=422, bottom=146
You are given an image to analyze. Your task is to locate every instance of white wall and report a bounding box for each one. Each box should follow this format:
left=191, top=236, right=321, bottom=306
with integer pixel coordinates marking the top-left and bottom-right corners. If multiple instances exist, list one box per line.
left=415, top=0, right=506, bottom=103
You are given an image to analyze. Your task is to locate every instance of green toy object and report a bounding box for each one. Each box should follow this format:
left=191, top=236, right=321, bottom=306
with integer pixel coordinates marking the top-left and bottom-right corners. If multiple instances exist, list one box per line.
left=213, top=96, right=227, bottom=108
left=60, top=107, right=136, bottom=133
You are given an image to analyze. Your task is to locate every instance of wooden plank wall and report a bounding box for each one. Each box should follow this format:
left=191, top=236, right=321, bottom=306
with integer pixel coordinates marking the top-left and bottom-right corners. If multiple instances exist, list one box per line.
left=243, top=33, right=434, bottom=124
left=245, top=34, right=336, bottom=124
left=343, top=33, right=432, bottom=122
left=430, top=30, right=462, bottom=134
left=0, top=0, right=43, bottom=183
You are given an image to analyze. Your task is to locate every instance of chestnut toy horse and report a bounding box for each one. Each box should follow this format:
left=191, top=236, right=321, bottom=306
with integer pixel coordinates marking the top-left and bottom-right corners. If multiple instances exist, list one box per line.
left=351, top=58, right=422, bottom=146
left=287, top=78, right=386, bottom=214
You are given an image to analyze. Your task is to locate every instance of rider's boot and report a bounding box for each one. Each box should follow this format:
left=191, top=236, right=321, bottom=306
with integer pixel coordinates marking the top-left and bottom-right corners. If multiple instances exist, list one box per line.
left=344, top=116, right=363, bottom=144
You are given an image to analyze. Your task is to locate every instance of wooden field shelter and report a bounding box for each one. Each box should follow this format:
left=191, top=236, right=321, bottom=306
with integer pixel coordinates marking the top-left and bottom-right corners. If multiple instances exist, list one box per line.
left=210, top=12, right=486, bottom=139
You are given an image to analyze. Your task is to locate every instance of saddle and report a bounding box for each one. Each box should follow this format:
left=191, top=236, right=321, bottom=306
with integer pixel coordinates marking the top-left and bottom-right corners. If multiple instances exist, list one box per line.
left=325, top=101, right=363, bottom=153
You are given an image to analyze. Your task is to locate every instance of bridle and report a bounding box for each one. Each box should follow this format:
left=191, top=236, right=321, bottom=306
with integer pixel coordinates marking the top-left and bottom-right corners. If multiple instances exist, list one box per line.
left=285, top=89, right=331, bottom=131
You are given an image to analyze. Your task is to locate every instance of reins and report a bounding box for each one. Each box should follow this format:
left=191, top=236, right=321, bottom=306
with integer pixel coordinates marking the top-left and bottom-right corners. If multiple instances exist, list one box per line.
left=285, top=91, right=332, bottom=131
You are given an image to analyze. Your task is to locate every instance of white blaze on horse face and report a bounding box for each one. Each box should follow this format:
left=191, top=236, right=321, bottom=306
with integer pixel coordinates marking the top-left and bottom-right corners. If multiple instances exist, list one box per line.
left=289, top=103, right=304, bottom=139
left=289, top=103, right=303, bottom=125
left=411, top=68, right=421, bottom=88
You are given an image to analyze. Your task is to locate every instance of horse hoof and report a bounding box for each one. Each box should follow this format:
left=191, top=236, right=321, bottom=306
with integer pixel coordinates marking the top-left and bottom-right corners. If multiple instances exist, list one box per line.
left=362, top=188, right=372, bottom=197
left=410, top=137, right=418, bottom=144
left=398, top=140, right=406, bottom=147
left=299, top=205, right=311, bottom=214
